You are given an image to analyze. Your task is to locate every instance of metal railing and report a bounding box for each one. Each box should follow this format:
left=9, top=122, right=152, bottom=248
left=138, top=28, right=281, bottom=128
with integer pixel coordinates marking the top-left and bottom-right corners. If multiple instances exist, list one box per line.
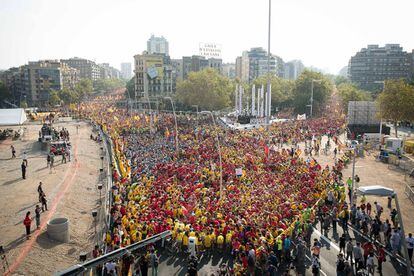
left=56, top=230, right=171, bottom=276
left=405, top=182, right=414, bottom=204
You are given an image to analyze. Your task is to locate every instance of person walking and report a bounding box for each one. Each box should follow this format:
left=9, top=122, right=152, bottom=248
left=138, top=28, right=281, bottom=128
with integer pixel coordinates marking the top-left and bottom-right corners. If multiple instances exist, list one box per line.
left=11, top=145, right=16, bottom=158
left=22, top=151, right=28, bottom=167
left=21, top=161, right=27, bottom=179
left=150, top=249, right=159, bottom=276
left=406, top=233, right=414, bottom=263
left=353, top=242, right=363, bottom=271
left=23, top=211, right=32, bottom=239
left=339, top=234, right=346, bottom=254
left=49, top=153, right=55, bottom=173
left=47, top=153, right=51, bottom=168
left=35, top=205, right=41, bottom=229
left=376, top=244, right=386, bottom=274
left=37, top=182, right=44, bottom=202
left=40, top=193, right=48, bottom=212
left=345, top=239, right=353, bottom=264
left=61, top=148, right=67, bottom=164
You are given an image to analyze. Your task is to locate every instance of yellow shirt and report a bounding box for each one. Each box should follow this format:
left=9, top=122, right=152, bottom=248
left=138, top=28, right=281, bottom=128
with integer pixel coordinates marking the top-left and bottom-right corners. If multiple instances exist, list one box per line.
left=204, top=235, right=211, bottom=248
left=183, top=235, right=189, bottom=246
left=217, top=235, right=224, bottom=245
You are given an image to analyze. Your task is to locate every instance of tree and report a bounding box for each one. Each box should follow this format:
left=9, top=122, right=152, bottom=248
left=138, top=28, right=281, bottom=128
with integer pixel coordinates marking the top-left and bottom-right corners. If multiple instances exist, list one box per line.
left=334, top=75, right=350, bottom=86
left=49, top=90, right=61, bottom=106
left=58, top=87, right=79, bottom=104
left=292, top=70, right=333, bottom=116
left=377, top=79, right=414, bottom=137
left=176, top=68, right=233, bottom=110
left=0, top=81, right=12, bottom=104
left=75, top=78, right=93, bottom=99
left=93, top=78, right=126, bottom=93
left=252, top=75, right=294, bottom=111
left=125, top=77, right=135, bottom=100
left=337, top=83, right=371, bottom=112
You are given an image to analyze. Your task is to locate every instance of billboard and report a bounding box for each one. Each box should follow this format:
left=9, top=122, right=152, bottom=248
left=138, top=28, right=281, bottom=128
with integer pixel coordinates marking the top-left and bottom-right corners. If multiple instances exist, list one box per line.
left=145, top=57, right=164, bottom=79
left=199, top=42, right=222, bottom=59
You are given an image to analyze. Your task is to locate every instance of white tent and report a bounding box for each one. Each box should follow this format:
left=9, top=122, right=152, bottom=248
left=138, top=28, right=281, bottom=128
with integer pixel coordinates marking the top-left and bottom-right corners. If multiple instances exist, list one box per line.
left=357, top=185, right=395, bottom=197
left=0, top=108, right=27, bottom=126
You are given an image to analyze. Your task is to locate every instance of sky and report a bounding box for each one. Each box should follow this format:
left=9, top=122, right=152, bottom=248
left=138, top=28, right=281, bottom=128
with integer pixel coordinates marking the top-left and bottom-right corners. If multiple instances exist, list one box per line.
left=1, top=0, right=413, bottom=74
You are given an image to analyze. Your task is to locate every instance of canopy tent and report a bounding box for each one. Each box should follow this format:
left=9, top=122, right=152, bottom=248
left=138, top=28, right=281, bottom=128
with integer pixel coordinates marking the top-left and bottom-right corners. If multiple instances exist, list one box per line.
left=357, top=185, right=395, bottom=197
left=0, top=108, right=27, bottom=126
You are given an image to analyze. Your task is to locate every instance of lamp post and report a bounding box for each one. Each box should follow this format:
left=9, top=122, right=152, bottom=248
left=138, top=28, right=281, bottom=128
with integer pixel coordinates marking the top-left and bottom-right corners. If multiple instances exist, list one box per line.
left=374, top=81, right=385, bottom=140
left=192, top=105, right=199, bottom=141
left=199, top=111, right=224, bottom=201
left=309, top=79, right=322, bottom=118
left=265, top=0, right=272, bottom=128
left=357, top=186, right=412, bottom=276
left=164, top=97, right=179, bottom=153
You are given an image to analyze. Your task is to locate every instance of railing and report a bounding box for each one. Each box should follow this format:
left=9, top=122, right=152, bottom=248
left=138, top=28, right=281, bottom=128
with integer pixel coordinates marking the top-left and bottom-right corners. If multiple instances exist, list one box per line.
left=405, top=182, right=414, bottom=204
left=56, top=230, right=171, bottom=276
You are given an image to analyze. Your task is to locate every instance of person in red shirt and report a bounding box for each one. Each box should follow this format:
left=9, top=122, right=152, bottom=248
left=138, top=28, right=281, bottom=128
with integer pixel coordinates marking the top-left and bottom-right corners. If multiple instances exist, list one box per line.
left=23, top=211, right=32, bottom=239
left=376, top=244, right=386, bottom=274
left=366, top=202, right=372, bottom=216
left=362, top=241, right=374, bottom=265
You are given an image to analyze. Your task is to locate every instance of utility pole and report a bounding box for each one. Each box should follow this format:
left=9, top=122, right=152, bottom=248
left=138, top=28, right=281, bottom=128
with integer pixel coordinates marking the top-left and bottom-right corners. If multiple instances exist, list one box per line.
left=265, top=0, right=272, bottom=127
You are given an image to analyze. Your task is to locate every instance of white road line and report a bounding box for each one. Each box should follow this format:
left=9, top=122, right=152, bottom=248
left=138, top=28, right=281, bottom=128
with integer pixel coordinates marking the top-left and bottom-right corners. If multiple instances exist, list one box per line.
left=312, top=226, right=341, bottom=251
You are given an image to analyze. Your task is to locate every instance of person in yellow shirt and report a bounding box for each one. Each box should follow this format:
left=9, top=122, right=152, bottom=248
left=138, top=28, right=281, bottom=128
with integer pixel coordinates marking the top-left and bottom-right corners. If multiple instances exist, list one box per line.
left=225, top=231, right=233, bottom=252
left=204, top=233, right=212, bottom=252
left=176, top=230, right=183, bottom=252
left=217, top=233, right=224, bottom=252
left=209, top=231, right=216, bottom=250
left=182, top=232, right=189, bottom=252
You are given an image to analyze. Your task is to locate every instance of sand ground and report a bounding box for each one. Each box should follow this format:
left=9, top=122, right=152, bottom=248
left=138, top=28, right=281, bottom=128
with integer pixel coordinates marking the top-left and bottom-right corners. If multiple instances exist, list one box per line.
left=0, top=119, right=102, bottom=275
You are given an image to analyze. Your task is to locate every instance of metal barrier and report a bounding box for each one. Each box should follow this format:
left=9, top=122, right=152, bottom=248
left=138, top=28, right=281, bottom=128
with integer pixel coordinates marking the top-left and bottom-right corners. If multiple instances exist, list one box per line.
left=405, top=183, right=414, bottom=204
left=56, top=230, right=171, bottom=276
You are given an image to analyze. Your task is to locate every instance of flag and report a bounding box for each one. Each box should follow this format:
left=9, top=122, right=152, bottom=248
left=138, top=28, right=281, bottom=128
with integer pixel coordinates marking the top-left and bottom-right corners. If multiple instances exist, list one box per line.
left=165, top=128, right=170, bottom=138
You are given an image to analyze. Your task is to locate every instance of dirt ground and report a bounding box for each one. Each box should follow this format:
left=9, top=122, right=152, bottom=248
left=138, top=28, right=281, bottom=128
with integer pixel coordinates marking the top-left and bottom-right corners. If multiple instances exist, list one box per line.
left=0, top=119, right=101, bottom=275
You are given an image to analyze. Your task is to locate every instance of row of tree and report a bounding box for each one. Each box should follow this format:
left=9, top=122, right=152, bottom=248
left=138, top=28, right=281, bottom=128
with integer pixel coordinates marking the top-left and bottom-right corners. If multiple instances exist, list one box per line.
left=48, top=78, right=126, bottom=106
left=174, top=68, right=334, bottom=116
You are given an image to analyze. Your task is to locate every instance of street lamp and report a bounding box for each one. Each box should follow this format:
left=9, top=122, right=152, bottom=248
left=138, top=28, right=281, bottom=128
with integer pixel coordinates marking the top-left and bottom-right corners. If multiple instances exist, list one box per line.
left=192, top=105, right=199, bottom=140
left=265, top=0, right=272, bottom=128
left=374, top=81, right=385, bottom=140
left=309, top=79, right=322, bottom=118
left=199, top=111, right=224, bottom=201
left=357, top=186, right=413, bottom=276
left=164, top=97, right=179, bottom=153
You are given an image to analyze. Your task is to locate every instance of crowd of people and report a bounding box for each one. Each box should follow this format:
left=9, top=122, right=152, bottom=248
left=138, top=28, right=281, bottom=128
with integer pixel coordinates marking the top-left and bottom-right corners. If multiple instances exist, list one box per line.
left=79, top=95, right=377, bottom=275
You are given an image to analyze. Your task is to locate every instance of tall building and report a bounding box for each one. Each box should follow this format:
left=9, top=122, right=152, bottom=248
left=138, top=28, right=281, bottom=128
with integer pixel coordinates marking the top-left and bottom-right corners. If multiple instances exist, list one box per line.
left=61, top=57, right=101, bottom=80
left=99, top=63, right=121, bottom=79
left=121, top=62, right=132, bottom=79
left=182, top=55, right=222, bottom=79
left=147, top=35, right=169, bottom=56
left=133, top=51, right=174, bottom=98
left=348, top=44, right=413, bottom=91
left=171, top=59, right=183, bottom=82
left=283, top=60, right=304, bottom=80
left=240, top=47, right=284, bottom=83
left=222, top=63, right=236, bottom=79
left=235, top=56, right=242, bottom=80
left=1, top=60, right=79, bottom=106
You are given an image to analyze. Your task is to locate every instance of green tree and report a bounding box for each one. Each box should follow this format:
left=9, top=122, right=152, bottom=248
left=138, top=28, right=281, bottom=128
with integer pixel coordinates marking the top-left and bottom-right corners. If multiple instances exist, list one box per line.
left=252, top=75, right=294, bottom=111
left=75, top=78, right=93, bottom=99
left=292, top=70, right=333, bottom=116
left=58, top=87, right=79, bottom=104
left=0, top=81, right=12, bottom=104
left=125, top=77, right=135, bottom=99
left=334, top=75, right=349, bottom=86
left=377, top=79, right=414, bottom=137
left=176, top=68, right=233, bottom=110
left=49, top=90, right=61, bottom=106
left=93, top=78, right=126, bottom=92
left=337, top=83, right=371, bottom=112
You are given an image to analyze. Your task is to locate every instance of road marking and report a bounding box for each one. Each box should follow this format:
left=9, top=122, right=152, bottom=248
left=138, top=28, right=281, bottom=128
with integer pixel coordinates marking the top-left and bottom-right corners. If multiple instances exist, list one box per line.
left=312, top=226, right=341, bottom=251
left=6, top=135, right=80, bottom=275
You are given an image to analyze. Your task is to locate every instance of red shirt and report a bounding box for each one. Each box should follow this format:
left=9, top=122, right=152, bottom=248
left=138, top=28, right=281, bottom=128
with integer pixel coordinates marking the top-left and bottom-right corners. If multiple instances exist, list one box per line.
left=24, top=216, right=31, bottom=227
